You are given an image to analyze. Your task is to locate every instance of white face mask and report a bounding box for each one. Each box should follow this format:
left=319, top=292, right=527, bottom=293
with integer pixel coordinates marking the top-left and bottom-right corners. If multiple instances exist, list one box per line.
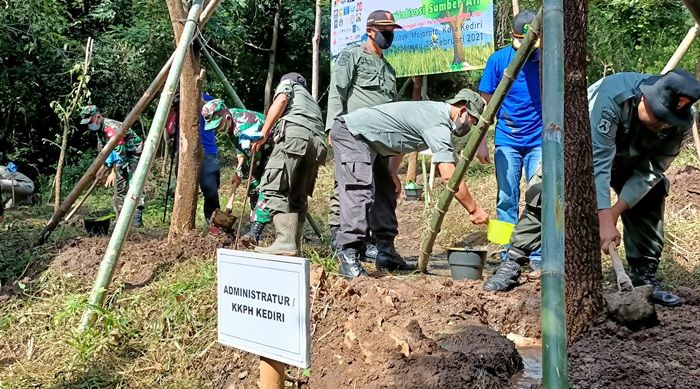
left=88, top=123, right=100, bottom=132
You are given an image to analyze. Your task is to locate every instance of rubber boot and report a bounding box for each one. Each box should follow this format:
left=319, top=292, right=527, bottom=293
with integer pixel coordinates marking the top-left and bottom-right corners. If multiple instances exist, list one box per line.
left=375, top=240, right=414, bottom=271
left=255, top=213, right=300, bottom=256
left=483, top=260, right=522, bottom=292
left=296, top=213, right=306, bottom=253
left=629, top=259, right=681, bottom=307
left=239, top=221, right=266, bottom=248
left=132, top=207, right=144, bottom=227
left=338, top=245, right=368, bottom=278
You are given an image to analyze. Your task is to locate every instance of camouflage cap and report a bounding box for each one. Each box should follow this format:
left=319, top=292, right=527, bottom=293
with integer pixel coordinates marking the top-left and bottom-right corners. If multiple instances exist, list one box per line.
left=201, top=99, right=228, bottom=130
left=445, top=89, right=486, bottom=122
left=79, top=105, right=100, bottom=124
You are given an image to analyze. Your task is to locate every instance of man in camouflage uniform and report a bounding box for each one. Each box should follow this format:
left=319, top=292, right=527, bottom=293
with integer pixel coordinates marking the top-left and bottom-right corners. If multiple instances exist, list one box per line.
left=327, top=10, right=402, bottom=262
left=249, top=73, right=326, bottom=256
left=80, top=105, right=145, bottom=227
left=200, top=100, right=274, bottom=243
left=483, top=69, right=700, bottom=307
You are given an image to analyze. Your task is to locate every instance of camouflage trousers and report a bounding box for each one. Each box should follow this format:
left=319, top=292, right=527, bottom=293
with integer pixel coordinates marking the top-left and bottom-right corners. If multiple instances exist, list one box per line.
left=114, top=157, right=145, bottom=215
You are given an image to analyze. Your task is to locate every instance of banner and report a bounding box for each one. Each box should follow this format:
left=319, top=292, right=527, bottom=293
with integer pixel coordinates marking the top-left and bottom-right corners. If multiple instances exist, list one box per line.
left=330, top=0, right=495, bottom=77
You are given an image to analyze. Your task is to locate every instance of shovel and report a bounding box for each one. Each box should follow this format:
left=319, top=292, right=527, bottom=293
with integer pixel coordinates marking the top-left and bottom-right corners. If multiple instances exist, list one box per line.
left=604, top=242, right=657, bottom=327
left=209, top=182, right=240, bottom=235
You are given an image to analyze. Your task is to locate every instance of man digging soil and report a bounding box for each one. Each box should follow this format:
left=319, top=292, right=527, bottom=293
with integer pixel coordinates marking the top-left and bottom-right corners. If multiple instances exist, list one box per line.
left=484, top=69, right=700, bottom=307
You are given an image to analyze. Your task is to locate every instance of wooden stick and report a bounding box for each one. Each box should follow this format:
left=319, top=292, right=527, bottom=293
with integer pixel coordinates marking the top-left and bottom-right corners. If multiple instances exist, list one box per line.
left=64, top=178, right=99, bottom=221
left=512, top=0, right=520, bottom=16
left=693, top=115, right=700, bottom=163
left=661, top=24, right=698, bottom=74
left=234, top=154, right=256, bottom=249
left=260, top=357, right=285, bottom=389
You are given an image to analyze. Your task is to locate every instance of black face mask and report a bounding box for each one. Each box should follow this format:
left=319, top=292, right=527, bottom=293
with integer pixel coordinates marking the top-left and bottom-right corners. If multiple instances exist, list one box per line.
left=453, top=111, right=472, bottom=137
left=373, top=29, right=394, bottom=49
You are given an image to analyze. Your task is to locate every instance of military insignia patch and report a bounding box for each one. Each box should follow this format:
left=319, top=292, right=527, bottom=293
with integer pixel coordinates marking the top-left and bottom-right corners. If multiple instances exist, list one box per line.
left=337, top=51, right=351, bottom=66
left=597, top=107, right=617, bottom=136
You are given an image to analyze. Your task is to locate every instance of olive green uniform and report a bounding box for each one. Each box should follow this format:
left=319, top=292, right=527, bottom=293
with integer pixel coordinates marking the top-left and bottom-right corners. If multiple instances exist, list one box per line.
left=326, top=43, right=397, bottom=229
left=590, top=72, right=691, bottom=270
left=255, top=80, right=327, bottom=217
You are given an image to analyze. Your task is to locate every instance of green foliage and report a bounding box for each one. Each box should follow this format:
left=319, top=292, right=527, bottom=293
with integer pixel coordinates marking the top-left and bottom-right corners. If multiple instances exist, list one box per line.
left=422, top=0, right=491, bottom=19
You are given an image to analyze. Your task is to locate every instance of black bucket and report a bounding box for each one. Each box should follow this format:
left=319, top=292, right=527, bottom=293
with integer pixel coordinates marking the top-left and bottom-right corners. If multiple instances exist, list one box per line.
left=405, top=187, right=423, bottom=201
left=447, top=248, right=487, bottom=280
left=84, top=218, right=110, bottom=236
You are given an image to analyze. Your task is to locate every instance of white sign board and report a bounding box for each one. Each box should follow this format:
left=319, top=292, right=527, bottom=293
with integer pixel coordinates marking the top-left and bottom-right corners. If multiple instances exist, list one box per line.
left=217, top=249, right=311, bottom=368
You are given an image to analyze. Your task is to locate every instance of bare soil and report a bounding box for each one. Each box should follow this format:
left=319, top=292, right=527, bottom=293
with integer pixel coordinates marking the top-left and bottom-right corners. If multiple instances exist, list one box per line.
left=307, top=273, right=540, bottom=388
left=667, top=164, right=700, bottom=211
left=569, top=287, right=700, bottom=389
left=49, top=230, right=226, bottom=287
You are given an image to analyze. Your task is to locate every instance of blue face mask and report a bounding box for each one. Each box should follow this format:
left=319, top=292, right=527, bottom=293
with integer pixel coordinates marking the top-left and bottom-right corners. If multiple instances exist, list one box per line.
left=88, top=123, right=100, bottom=132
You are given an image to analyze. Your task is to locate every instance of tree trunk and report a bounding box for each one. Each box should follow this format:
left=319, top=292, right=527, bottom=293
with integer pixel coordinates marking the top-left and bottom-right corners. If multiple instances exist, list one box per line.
left=167, top=0, right=203, bottom=235
left=311, top=0, right=322, bottom=101
left=448, top=6, right=466, bottom=64
left=563, top=0, right=604, bottom=342
left=264, top=0, right=283, bottom=112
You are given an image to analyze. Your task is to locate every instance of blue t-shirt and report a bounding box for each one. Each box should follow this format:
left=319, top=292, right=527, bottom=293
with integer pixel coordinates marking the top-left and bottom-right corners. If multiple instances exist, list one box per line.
left=200, top=92, right=218, bottom=155
left=478, top=46, right=542, bottom=148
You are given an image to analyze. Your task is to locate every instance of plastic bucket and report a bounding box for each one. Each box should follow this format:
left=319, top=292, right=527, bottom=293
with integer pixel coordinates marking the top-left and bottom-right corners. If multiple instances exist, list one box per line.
left=405, top=187, right=423, bottom=201
left=447, top=248, right=487, bottom=280
left=487, top=219, right=515, bottom=245
left=84, top=218, right=110, bottom=236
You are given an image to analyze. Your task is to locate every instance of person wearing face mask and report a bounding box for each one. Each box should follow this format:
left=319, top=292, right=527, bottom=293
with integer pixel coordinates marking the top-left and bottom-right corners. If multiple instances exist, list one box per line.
left=476, top=10, right=543, bottom=268
left=80, top=105, right=145, bottom=227
left=329, top=89, right=489, bottom=278
left=246, top=73, right=327, bottom=256
left=483, top=69, right=700, bottom=307
left=326, top=10, right=401, bottom=263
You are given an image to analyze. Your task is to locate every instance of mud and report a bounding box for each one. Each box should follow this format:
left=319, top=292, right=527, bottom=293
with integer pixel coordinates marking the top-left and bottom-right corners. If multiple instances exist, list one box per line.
left=570, top=290, right=700, bottom=389
left=49, top=231, right=225, bottom=287
left=667, top=164, right=700, bottom=210
left=307, top=273, right=540, bottom=388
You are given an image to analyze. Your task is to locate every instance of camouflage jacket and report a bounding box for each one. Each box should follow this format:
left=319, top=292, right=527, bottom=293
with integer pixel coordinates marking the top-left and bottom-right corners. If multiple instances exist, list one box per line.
left=97, top=118, right=143, bottom=166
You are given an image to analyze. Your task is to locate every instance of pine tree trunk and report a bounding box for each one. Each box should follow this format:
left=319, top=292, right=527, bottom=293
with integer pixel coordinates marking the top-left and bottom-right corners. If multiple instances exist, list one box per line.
left=563, top=0, right=604, bottom=342
left=311, top=0, right=322, bottom=101
left=167, top=0, right=203, bottom=236
left=264, top=0, right=283, bottom=111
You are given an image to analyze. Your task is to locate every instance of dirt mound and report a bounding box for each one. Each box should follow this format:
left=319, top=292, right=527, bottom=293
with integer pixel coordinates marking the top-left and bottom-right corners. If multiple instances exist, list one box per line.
left=49, top=231, right=224, bottom=286
left=570, top=289, right=700, bottom=389
left=667, top=164, right=700, bottom=210
left=308, top=274, right=540, bottom=388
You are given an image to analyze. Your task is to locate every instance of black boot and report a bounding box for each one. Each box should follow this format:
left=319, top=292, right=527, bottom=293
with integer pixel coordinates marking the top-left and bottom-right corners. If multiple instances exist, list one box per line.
left=483, top=260, right=522, bottom=292
left=375, top=240, right=414, bottom=271
left=338, top=245, right=368, bottom=279
left=329, top=226, right=340, bottom=252
left=239, top=222, right=266, bottom=248
left=629, top=260, right=681, bottom=307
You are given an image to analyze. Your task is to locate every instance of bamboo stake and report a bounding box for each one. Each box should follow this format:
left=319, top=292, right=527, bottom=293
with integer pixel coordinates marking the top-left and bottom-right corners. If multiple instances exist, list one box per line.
left=64, top=178, right=99, bottom=222
left=541, top=0, right=568, bottom=386
left=661, top=24, right=698, bottom=74
left=512, top=0, right=520, bottom=15
left=37, top=0, right=222, bottom=245
left=199, top=38, right=246, bottom=109
left=79, top=0, right=205, bottom=331
left=417, top=8, right=542, bottom=273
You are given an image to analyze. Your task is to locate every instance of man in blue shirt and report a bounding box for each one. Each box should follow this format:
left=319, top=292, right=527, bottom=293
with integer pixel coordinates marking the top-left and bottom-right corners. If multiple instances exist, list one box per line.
left=477, top=10, right=542, bottom=265
left=199, top=92, right=221, bottom=223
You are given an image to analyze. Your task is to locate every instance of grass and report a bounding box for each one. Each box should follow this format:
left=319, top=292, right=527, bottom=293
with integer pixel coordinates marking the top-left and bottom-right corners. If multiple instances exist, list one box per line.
left=0, top=139, right=698, bottom=387
left=386, top=44, right=493, bottom=76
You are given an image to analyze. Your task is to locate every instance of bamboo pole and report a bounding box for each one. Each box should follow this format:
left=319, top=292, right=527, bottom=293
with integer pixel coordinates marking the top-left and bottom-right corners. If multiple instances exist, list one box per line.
left=311, top=0, right=322, bottom=100
left=79, top=0, right=205, bottom=331
left=36, top=0, right=222, bottom=245
left=64, top=178, right=98, bottom=222
left=512, top=0, right=520, bottom=16
left=541, top=0, right=568, bottom=386
left=417, top=8, right=542, bottom=273
left=199, top=38, right=246, bottom=109
left=661, top=24, right=698, bottom=74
